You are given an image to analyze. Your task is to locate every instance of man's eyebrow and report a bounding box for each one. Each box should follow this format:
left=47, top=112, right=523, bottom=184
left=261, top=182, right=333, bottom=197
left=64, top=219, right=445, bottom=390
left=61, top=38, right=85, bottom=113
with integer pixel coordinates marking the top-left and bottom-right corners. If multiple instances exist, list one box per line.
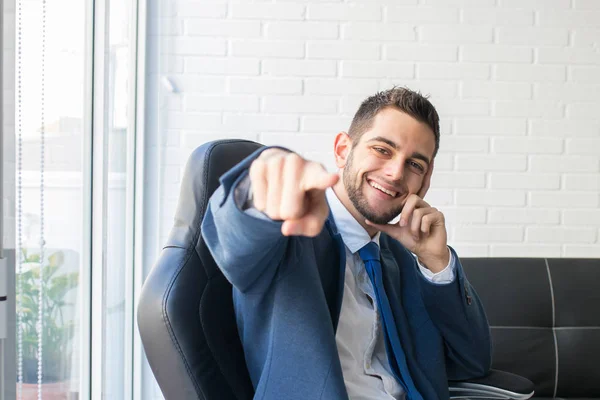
left=411, top=152, right=431, bottom=167
left=367, top=136, right=398, bottom=149
left=367, top=136, right=431, bottom=166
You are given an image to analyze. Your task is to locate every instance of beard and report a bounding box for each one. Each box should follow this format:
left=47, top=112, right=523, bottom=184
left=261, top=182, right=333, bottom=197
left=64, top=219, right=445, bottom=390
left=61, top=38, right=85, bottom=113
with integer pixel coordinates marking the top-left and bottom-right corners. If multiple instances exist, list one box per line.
left=343, top=149, right=406, bottom=225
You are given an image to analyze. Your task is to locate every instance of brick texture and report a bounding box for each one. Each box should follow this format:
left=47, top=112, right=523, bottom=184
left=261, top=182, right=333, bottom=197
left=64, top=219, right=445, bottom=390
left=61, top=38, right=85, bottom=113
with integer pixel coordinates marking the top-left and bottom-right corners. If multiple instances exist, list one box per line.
left=151, top=0, right=600, bottom=260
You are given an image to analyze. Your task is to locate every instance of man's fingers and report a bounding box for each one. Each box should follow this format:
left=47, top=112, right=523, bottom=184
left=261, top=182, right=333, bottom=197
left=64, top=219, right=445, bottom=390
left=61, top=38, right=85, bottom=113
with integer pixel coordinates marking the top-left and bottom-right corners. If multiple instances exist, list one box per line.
left=301, top=162, right=339, bottom=192
left=420, top=208, right=440, bottom=233
left=409, top=207, right=440, bottom=238
left=281, top=214, right=324, bottom=237
left=251, top=151, right=337, bottom=226
left=249, top=159, right=268, bottom=211
left=265, top=156, right=284, bottom=219
left=417, top=160, right=434, bottom=199
left=421, top=211, right=444, bottom=234
left=280, top=154, right=307, bottom=220
left=281, top=190, right=330, bottom=237
left=410, top=208, right=425, bottom=239
left=399, top=195, right=428, bottom=227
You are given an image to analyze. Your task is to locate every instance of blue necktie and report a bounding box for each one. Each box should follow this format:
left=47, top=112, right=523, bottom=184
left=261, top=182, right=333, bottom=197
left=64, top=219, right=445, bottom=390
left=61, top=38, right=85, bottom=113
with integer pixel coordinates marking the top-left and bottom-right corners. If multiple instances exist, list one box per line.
left=358, top=242, right=423, bottom=400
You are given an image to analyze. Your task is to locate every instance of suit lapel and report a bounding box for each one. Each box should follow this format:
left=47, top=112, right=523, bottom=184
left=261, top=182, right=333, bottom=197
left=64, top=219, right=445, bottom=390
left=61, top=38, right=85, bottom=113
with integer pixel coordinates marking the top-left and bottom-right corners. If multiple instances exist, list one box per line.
left=380, top=238, right=441, bottom=400
left=324, top=213, right=346, bottom=333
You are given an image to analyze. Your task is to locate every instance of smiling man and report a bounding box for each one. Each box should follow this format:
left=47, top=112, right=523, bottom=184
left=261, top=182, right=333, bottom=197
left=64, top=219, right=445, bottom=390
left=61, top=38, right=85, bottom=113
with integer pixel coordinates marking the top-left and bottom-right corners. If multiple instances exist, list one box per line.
left=202, top=87, right=492, bottom=400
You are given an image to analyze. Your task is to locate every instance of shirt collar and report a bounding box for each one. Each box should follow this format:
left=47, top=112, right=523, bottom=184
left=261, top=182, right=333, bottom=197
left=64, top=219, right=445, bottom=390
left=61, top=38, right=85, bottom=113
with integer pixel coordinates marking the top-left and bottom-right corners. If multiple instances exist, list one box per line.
left=326, top=188, right=380, bottom=255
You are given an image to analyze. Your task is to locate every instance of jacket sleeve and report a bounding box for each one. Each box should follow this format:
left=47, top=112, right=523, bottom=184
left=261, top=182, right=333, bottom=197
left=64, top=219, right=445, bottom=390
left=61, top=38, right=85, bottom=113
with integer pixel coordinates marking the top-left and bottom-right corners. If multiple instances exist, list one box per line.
left=417, top=247, right=492, bottom=380
left=200, top=146, right=290, bottom=293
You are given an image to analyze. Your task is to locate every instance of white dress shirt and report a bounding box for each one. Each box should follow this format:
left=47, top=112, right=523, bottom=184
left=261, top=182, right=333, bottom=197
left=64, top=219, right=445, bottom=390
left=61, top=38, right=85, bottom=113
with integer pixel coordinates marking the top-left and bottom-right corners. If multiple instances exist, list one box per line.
left=326, top=188, right=455, bottom=399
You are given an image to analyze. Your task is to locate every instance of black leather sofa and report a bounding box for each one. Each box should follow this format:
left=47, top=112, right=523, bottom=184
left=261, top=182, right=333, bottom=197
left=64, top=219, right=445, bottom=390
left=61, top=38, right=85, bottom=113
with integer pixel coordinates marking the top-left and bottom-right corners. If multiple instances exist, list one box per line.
left=462, top=258, right=600, bottom=399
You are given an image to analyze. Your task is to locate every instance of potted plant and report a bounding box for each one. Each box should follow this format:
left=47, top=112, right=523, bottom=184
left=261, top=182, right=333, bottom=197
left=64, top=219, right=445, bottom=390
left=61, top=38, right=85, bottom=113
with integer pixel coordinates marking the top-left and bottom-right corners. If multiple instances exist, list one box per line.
left=16, top=249, right=78, bottom=399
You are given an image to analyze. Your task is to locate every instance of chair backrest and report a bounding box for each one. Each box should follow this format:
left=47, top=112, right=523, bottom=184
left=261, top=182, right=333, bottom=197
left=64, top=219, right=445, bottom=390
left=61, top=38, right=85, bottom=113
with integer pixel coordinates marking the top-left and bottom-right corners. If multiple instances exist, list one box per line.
left=137, top=139, right=262, bottom=400
left=462, top=258, right=600, bottom=399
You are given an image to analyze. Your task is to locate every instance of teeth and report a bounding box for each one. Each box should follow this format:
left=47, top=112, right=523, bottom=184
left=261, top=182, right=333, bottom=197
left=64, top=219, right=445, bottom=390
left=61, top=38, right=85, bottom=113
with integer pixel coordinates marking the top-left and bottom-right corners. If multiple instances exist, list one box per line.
left=369, top=181, right=397, bottom=197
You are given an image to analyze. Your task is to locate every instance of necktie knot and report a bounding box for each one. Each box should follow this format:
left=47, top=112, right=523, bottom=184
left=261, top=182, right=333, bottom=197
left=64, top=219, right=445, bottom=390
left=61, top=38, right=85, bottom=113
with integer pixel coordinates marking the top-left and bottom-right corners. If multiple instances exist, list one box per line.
left=358, top=242, right=380, bottom=262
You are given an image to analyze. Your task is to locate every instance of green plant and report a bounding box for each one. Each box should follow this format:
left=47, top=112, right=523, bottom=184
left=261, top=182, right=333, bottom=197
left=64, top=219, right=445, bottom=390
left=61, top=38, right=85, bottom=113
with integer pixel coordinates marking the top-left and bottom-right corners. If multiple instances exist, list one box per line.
left=16, top=249, right=79, bottom=383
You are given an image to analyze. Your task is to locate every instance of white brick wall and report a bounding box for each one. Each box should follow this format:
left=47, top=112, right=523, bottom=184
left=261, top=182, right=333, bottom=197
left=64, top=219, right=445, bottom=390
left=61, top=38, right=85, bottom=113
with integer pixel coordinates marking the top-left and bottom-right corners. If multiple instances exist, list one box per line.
left=152, top=0, right=600, bottom=259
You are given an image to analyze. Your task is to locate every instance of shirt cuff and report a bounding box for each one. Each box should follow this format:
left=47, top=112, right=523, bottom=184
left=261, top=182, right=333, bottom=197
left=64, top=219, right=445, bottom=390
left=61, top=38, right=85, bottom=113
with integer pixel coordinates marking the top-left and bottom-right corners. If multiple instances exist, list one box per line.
left=233, top=173, right=271, bottom=220
left=415, top=248, right=456, bottom=284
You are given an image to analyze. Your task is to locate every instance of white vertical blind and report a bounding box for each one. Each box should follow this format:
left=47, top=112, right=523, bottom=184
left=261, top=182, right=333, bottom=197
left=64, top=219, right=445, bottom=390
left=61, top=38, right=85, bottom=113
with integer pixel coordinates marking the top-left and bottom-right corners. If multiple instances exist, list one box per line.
left=13, top=0, right=145, bottom=397
left=15, top=0, right=24, bottom=396
left=0, top=1, right=6, bottom=399
left=16, top=0, right=48, bottom=397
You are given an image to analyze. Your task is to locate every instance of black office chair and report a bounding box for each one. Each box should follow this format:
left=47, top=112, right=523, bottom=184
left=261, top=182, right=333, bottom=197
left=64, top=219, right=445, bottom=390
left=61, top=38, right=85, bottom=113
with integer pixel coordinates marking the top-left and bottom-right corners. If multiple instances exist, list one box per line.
left=137, top=139, right=535, bottom=400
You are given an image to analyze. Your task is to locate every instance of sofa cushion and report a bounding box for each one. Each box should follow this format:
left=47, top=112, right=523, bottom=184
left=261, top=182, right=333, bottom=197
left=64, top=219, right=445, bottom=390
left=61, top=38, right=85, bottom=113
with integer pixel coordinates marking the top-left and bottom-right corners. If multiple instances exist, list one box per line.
left=462, top=258, right=600, bottom=399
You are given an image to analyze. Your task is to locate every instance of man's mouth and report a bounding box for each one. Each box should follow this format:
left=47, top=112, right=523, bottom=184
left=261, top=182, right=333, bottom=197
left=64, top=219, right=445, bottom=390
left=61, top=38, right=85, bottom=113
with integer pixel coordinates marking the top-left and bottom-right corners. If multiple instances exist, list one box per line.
left=368, top=180, right=398, bottom=198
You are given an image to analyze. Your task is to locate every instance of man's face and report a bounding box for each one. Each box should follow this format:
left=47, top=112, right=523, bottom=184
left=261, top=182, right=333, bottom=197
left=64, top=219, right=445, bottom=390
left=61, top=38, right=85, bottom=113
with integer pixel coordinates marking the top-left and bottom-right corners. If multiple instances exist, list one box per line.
left=340, top=108, right=436, bottom=224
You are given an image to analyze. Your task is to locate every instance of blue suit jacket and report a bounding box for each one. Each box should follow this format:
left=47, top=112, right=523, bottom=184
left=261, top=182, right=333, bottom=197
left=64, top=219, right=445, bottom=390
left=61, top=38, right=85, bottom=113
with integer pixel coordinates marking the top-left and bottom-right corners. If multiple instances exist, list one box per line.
left=201, top=148, right=492, bottom=400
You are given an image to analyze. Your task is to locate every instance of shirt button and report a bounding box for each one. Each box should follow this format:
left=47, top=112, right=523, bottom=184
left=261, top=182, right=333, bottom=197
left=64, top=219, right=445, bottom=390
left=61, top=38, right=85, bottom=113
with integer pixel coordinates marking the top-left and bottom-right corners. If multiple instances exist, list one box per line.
left=365, top=362, right=371, bottom=369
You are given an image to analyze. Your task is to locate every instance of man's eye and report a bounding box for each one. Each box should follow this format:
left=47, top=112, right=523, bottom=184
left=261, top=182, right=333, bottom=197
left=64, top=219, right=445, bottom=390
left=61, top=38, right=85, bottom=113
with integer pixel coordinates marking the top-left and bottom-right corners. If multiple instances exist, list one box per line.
left=409, top=161, right=424, bottom=172
left=374, top=147, right=389, bottom=155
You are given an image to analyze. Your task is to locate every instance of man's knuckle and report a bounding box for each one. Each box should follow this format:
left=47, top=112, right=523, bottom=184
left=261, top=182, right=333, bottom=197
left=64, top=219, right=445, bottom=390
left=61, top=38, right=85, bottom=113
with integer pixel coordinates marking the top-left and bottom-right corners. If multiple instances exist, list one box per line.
left=286, top=152, right=303, bottom=164
left=279, top=208, right=290, bottom=220
left=267, top=210, right=280, bottom=221
left=250, top=159, right=264, bottom=175
left=305, top=160, right=323, bottom=173
left=281, top=205, right=300, bottom=220
left=267, top=155, right=283, bottom=169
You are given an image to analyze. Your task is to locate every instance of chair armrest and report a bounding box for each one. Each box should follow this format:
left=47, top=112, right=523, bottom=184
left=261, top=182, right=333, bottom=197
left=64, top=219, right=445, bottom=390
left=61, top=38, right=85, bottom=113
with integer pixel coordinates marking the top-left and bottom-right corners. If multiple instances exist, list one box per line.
left=448, top=369, right=535, bottom=399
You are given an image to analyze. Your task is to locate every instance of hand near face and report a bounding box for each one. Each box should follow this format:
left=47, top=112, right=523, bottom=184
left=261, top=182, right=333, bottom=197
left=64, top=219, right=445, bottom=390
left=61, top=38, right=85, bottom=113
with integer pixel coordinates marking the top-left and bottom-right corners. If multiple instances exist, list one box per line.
left=249, top=149, right=339, bottom=237
left=365, top=161, right=450, bottom=273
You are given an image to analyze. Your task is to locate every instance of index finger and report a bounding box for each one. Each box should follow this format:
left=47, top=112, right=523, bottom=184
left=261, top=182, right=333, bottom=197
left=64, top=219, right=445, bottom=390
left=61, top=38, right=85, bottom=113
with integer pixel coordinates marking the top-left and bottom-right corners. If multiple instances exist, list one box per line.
left=417, top=159, right=434, bottom=199
left=300, top=162, right=339, bottom=192
left=399, top=194, right=428, bottom=227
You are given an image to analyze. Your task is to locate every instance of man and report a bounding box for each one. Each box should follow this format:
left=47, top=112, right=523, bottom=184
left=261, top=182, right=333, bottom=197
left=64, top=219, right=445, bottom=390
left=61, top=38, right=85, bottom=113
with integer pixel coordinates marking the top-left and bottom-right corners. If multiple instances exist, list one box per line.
left=202, top=87, right=491, bottom=400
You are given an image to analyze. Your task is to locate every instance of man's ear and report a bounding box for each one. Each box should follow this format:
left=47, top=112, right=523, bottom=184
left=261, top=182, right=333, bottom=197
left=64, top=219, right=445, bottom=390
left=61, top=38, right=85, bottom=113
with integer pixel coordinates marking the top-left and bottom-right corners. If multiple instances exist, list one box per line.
left=334, top=132, right=352, bottom=169
left=417, top=159, right=434, bottom=199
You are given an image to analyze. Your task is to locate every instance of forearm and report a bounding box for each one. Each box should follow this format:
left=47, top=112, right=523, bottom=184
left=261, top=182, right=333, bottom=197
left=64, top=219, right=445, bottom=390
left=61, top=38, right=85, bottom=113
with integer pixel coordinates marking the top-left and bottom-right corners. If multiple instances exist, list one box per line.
left=418, top=248, right=492, bottom=379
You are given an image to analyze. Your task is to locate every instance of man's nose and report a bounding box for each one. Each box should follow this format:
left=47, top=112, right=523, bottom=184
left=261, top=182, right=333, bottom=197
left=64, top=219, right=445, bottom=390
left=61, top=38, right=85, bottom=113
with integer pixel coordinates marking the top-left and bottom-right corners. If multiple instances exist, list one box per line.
left=383, top=158, right=405, bottom=182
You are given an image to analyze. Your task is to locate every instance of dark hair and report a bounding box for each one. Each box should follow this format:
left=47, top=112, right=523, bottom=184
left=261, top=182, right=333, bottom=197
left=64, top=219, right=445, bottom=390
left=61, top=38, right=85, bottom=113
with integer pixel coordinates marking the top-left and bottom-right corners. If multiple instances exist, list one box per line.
left=348, top=86, right=440, bottom=157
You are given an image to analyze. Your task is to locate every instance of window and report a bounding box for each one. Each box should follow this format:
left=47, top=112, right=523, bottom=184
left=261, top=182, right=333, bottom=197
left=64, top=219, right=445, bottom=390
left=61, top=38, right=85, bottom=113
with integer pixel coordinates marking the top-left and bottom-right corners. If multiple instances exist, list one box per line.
left=15, top=0, right=86, bottom=397
left=14, top=0, right=142, bottom=398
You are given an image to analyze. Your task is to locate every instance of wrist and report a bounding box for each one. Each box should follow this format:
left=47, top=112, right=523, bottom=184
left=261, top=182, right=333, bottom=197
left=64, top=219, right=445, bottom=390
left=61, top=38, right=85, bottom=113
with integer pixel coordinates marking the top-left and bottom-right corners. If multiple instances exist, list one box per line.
left=417, top=248, right=450, bottom=274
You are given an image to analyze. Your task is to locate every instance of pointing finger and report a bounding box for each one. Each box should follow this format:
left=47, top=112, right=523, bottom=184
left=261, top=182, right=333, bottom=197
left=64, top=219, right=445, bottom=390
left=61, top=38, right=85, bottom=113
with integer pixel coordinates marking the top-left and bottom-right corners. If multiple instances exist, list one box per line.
left=300, top=162, right=339, bottom=192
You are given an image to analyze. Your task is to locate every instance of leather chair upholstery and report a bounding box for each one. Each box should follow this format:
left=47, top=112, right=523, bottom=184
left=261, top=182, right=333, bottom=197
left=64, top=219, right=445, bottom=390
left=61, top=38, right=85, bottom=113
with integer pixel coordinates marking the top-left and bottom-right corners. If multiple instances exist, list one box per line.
left=138, top=139, right=537, bottom=399
left=463, top=258, right=600, bottom=399
left=138, top=140, right=261, bottom=399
